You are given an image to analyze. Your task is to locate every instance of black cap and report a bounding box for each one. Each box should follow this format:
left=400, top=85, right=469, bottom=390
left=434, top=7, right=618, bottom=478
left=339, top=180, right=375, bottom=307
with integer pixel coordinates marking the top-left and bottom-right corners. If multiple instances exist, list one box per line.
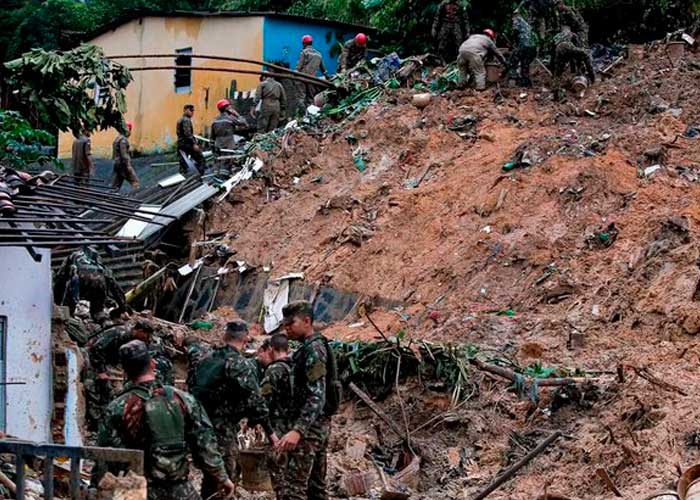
left=133, top=320, right=154, bottom=334
left=282, top=300, right=313, bottom=325
left=120, top=339, right=151, bottom=366
left=226, top=320, right=249, bottom=334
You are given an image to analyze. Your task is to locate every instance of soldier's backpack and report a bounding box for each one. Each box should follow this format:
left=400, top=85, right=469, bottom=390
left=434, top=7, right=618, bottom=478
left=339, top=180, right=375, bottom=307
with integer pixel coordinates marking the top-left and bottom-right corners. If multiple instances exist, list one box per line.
left=124, top=385, right=189, bottom=481
left=298, top=335, right=342, bottom=416
left=189, top=347, right=229, bottom=413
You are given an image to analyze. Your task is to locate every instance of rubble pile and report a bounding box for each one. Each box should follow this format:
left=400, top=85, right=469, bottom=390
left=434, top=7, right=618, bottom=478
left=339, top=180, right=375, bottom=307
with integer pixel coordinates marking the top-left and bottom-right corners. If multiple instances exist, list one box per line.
left=203, top=43, right=700, bottom=498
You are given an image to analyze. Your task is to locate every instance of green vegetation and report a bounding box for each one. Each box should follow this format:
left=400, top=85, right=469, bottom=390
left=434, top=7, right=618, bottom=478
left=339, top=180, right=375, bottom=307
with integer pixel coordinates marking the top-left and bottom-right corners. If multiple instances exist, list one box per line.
left=0, top=111, right=58, bottom=170
left=5, top=44, right=132, bottom=137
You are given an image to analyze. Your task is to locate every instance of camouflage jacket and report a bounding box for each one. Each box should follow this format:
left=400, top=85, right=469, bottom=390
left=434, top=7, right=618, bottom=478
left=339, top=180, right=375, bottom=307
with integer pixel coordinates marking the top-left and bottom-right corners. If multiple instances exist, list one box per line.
left=89, top=327, right=173, bottom=384
left=185, top=341, right=212, bottom=390
left=260, top=359, right=294, bottom=436
left=98, top=380, right=228, bottom=485
left=290, top=333, right=327, bottom=439
left=176, top=115, right=195, bottom=149
left=339, top=40, right=368, bottom=71
left=112, top=135, right=131, bottom=165
left=296, top=46, right=327, bottom=76
left=54, top=247, right=126, bottom=308
left=554, top=29, right=582, bottom=49
left=88, top=323, right=131, bottom=373
left=194, top=345, right=272, bottom=434
left=432, top=0, right=468, bottom=35
left=559, top=5, right=587, bottom=37
left=512, top=14, right=536, bottom=48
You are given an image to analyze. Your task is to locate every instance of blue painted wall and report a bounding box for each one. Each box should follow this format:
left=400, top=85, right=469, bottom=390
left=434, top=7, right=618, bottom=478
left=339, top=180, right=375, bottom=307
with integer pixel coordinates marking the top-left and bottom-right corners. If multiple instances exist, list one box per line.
left=262, top=17, right=356, bottom=75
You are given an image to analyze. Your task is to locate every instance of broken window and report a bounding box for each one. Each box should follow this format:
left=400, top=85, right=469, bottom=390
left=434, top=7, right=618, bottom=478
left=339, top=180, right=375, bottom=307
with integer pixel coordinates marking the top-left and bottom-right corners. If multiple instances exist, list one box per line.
left=174, top=48, right=193, bottom=93
left=0, top=316, right=5, bottom=432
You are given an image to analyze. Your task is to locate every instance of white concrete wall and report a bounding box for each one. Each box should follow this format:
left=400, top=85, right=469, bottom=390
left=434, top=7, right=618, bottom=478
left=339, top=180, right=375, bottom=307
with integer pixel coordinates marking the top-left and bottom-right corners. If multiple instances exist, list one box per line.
left=0, top=247, right=53, bottom=442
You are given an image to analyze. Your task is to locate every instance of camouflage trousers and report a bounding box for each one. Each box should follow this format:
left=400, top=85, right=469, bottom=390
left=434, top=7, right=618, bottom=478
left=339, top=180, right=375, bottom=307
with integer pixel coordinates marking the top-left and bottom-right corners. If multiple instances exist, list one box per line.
left=278, top=419, right=330, bottom=500
left=437, top=25, right=463, bottom=62
left=83, top=372, right=115, bottom=432
left=112, top=161, right=140, bottom=190
left=149, top=480, right=200, bottom=500
left=201, top=422, right=238, bottom=500
left=508, top=46, right=537, bottom=87
left=295, top=81, right=322, bottom=112
left=257, top=105, right=281, bottom=133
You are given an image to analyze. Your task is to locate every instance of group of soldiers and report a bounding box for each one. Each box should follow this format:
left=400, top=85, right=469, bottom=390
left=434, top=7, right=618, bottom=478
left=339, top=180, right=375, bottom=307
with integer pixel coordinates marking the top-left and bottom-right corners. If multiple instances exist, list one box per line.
left=86, top=300, right=338, bottom=500
left=432, top=0, right=594, bottom=95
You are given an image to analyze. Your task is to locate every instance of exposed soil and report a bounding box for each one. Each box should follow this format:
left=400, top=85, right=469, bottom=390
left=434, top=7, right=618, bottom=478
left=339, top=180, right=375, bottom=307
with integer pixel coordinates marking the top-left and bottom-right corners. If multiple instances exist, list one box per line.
left=206, top=43, right=700, bottom=499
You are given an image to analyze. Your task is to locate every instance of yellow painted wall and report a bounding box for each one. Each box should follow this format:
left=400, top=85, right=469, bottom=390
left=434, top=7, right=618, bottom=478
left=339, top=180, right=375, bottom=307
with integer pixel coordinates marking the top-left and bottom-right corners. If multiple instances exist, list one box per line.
left=58, top=16, right=264, bottom=158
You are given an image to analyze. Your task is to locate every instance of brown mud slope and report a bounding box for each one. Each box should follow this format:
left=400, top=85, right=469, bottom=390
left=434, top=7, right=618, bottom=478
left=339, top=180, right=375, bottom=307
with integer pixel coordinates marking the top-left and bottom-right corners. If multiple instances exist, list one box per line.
left=211, top=45, right=700, bottom=498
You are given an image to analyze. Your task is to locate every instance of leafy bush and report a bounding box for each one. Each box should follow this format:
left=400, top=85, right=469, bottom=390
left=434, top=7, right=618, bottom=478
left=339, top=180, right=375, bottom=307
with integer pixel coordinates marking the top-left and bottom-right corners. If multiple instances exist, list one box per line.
left=0, top=110, right=58, bottom=170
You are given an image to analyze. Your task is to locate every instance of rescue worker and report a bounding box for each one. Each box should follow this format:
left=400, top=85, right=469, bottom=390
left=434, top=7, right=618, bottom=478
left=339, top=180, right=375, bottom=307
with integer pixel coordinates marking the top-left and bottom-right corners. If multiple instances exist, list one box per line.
left=432, top=0, right=470, bottom=62
left=97, top=340, right=235, bottom=500
left=89, top=320, right=174, bottom=387
left=254, top=75, right=287, bottom=134
left=83, top=307, right=130, bottom=430
left=54, top=245, right=127, bottom=321
left=71, top=129, right=95, bottom=186
left=259, top=333, right=294, bottom=499
left=189, top=320, right=274, bottom=499
left=112, top=121, right=140, bottom=190
left=508, top=11, right=538, bottom=87
left=276, top=301, right=341, bottom=500
left=552, top=25, right=595, bottom=99
left=177, top=104, right=206, bottom=175
left=523, top=0, right=558, bottom=41
left=184, top=335, right=211, bottom=390
left=211, top=99, right=247, bottom=152
left=338, top=33, right=368, bottom=72
left=557, top=1, right=588, bottom=47
left=457, top=29, right=508, bottom=90
left=295, top=35, right=329, bottom=110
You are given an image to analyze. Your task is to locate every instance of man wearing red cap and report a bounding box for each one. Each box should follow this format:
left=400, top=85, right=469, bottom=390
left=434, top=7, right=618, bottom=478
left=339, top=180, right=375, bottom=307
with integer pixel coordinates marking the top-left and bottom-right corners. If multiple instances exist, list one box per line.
left=338, top=33, right=368, bottom=72
left=111, top=121, right=140, bottom=190
left=295, top=35, right=328, bottom=111
left=457, top=29, right=507, bottom=90
left=211, top=99, right=247, bottom=152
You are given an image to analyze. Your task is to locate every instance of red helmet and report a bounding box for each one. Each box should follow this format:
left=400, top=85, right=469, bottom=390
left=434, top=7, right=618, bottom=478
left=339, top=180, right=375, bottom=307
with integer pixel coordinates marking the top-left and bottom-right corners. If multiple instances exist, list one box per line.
left=355, top=33, right=368, bottom=46
left=216, top=99, right=230, bottom=111
left=126, top=121, right=133, bottom=131
left=483, top=29, right=497, bottom=40
left=302, top=34, right=313, bottom=45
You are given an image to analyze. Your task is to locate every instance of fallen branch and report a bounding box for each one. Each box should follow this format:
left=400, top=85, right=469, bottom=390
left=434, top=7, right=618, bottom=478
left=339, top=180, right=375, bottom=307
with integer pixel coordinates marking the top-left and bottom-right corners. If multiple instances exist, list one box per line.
left=627, top=365, right=687, bottom=396
left=601, top=56, right=625, bottom=75
left=470, top=358, right=601, bottom=387
left=596, top=468, right=623, bottom=497
left=349, top=382, right=409, bottom=444
left=472, top=431, right=562, bottom=500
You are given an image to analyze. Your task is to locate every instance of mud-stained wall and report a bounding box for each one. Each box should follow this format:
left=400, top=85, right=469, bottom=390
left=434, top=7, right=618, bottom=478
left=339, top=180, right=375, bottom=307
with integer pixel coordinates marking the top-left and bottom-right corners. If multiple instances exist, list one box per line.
left=58, top=15, right=264, bottom=158
left=0, top=247, right=53, bottom=441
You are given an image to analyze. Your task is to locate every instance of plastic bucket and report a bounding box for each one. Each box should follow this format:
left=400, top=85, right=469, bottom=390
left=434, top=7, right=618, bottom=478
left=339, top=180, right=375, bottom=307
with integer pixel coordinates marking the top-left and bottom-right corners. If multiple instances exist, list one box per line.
left=571, top=76, right=588, bottom=94
left=667, top=41, right=686, bottom=63
left=238, top=449, right=272, bottom=492
left=643, top=492, right=680, bottom=500
left=486, top=63, right=502, bottom=83
left=678, top=464, right=700, bottom=499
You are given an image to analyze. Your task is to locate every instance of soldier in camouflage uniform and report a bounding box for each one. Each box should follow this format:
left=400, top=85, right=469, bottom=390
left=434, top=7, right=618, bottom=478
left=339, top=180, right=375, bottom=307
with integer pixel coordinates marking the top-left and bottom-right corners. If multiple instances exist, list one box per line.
left=338, top=34, right=368, bottom=72
left=177, top=105, right=207, bottom=175
left=183, top=336, right=212, bottom=390
left=557, top=1, right=588, bottom=47
left=86, top=320, right=174, bottom=430
left=508, top=11, right=538, bottom=87
left=523, top=0, right=558, bottom=41
left=552, top=25, right=595, bottom=99
left=276, top=301, right=341, bottom=500
left=190, top=320, right=274, bottom=499
left=254, top=75, right=288, bottom=133
left=53, top=245, right=127, bottom=322
left=258, top=334, right=294, bottom=498
left=296, top=35, right=329, bottom=112
left=432, top=0, right=469, bottom=62
left=96, top=340, right=235, bottom=500
left=112, top=122, right=140, bottom=190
